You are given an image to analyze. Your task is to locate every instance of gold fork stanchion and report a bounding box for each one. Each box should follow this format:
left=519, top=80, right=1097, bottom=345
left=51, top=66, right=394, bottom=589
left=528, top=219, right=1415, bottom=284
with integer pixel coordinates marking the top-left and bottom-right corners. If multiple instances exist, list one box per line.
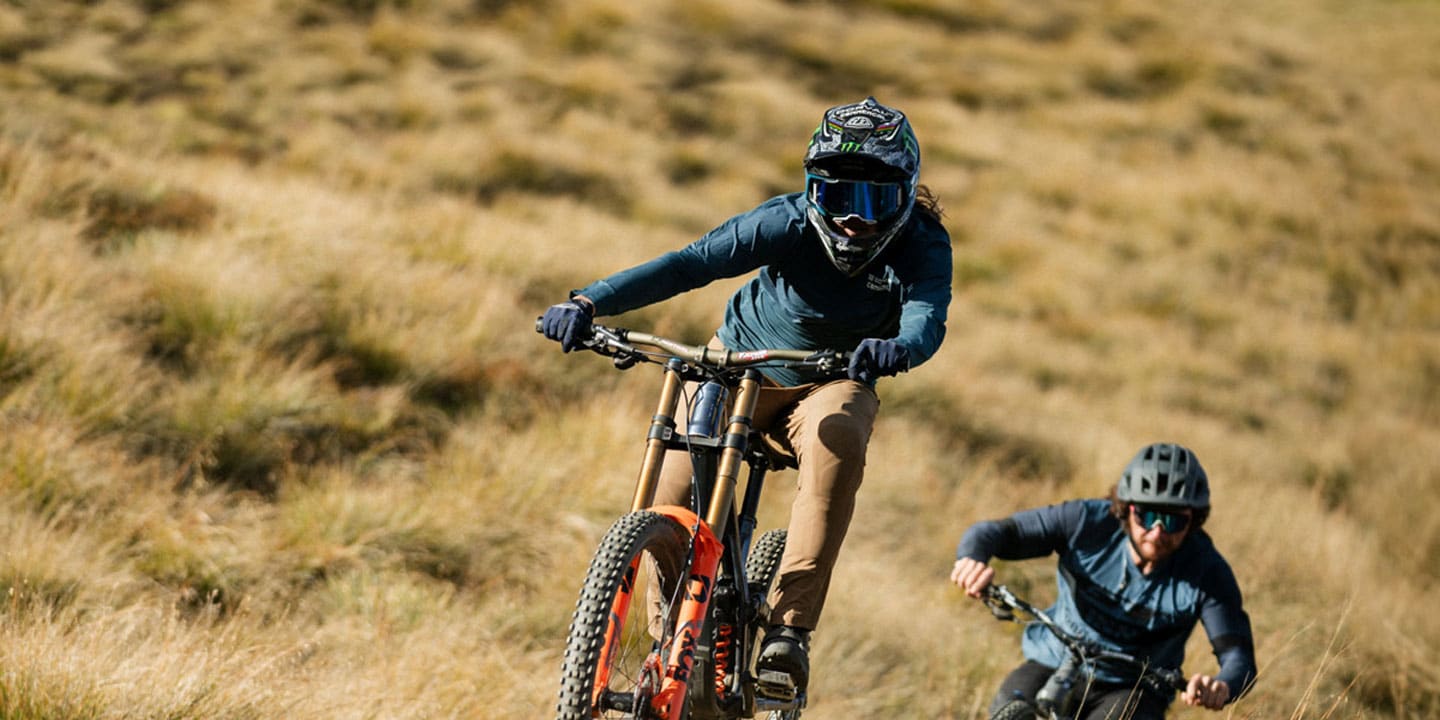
left=630, top=359, right=685, bottom=512
left=704, top=369, right=761, bottom=535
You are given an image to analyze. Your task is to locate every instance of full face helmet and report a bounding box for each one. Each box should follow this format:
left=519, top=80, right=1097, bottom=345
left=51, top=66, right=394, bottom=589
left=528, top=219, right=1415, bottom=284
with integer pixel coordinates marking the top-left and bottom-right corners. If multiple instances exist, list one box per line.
left=803, top=97, right=921, bottom=276
left=1116, top=442, right=1211, bottom=509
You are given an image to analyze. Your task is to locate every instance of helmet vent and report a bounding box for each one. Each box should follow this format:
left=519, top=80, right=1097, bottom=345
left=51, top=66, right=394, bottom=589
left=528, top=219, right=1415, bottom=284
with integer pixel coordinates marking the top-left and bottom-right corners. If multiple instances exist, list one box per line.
left=1117, top=442, right=1210, bottom=509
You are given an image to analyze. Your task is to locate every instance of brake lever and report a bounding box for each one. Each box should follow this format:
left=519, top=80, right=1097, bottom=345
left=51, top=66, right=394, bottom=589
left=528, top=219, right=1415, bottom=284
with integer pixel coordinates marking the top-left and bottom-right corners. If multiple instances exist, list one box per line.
left=986, top=599, right=1016, bottom=621
left=582, top=326, right=644, bottom=369
left=982, top=585, right=1019, bottom=621
left=802, top=350, right=848, bottom=374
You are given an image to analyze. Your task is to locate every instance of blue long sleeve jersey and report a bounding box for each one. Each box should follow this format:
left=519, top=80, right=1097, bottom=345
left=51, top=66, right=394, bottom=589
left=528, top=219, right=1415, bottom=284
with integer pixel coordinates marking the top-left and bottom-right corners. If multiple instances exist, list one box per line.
left=574, top=193, right=952, bottom=387
left=957, top=499, right=1257, bottom=701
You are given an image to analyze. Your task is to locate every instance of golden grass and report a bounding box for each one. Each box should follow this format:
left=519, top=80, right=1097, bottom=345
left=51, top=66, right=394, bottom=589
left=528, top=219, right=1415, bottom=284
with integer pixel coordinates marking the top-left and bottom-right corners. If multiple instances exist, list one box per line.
left=2, top=0, right=1439, bottom=718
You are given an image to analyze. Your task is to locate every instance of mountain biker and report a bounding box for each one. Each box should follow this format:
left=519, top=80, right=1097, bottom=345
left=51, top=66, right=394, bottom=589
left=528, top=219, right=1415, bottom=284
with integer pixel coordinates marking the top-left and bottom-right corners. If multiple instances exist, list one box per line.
left=540, top=97, right=952, bottom=695
left=950, top=443, right=1257, bottom=719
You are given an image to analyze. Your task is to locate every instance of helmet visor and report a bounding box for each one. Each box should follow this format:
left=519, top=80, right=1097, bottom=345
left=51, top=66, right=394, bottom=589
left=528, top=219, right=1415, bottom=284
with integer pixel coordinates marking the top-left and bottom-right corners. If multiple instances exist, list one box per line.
left=807, top=174, right=907, bottom=224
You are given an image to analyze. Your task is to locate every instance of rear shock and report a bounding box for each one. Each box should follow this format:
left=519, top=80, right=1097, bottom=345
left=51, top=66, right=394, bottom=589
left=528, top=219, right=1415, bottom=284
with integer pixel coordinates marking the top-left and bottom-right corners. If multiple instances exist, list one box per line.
left=712, top=621, right=735, bottom=694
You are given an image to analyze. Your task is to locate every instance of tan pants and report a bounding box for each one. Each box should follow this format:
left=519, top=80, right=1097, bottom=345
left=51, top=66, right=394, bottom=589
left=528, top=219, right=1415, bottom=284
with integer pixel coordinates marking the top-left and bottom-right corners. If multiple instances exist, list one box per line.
left=652, top=375, right=880, bottom=630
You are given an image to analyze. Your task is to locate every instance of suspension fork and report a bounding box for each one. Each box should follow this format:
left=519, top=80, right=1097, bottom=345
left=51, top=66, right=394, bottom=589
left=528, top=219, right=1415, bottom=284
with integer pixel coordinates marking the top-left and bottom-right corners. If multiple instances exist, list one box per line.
left=631, top=359, right=686, bottom=512
left=703, top=369, right=762, bottom=538
left=629, top=363, right=762, bottom=537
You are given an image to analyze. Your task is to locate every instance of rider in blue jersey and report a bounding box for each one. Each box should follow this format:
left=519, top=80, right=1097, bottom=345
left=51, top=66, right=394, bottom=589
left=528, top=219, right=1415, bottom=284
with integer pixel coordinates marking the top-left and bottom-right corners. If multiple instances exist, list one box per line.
left=574, top=191, right=950, bottom=387
left=951, top=443, right=1257, bottom=719
left=541, top=97, right=953, bottom=696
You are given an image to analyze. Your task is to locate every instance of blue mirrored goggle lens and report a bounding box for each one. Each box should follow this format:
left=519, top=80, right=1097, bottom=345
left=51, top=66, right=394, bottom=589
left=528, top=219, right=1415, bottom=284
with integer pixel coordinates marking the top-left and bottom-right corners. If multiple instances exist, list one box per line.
left=1131, top=505, right=1190, bottom=533
left=807, top=175, right=905, bottom=222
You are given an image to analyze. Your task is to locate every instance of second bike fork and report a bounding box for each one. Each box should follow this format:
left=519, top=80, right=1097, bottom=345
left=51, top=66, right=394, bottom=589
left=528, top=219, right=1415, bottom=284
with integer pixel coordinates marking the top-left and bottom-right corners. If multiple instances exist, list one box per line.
left=631, top=363, right=766, bottom=719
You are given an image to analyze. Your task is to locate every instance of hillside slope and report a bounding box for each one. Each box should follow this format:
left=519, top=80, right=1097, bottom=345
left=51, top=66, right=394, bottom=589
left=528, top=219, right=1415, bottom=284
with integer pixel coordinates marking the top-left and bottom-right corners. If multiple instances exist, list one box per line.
left=2, top=1, right=1438, bottom=718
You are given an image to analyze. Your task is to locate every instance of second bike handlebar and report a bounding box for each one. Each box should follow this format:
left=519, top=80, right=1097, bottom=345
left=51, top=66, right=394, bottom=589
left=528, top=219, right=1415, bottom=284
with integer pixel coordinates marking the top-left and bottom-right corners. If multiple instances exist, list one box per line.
left=982, top=584, right=1188, bottom=693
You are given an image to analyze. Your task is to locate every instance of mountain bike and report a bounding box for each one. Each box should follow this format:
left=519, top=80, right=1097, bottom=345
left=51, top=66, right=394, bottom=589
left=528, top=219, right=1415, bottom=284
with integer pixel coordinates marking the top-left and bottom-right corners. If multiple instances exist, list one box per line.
left=540, top=320, right=848, bottom=720
left=981, top=585, right=1188, bottom=720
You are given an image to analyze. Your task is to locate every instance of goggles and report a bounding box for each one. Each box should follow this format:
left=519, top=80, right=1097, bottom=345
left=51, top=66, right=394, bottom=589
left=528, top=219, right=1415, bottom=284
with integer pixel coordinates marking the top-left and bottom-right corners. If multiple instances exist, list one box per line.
left=1130, top=504, right=1191, bottom=534
left=806, top=174, right=907, bottom=224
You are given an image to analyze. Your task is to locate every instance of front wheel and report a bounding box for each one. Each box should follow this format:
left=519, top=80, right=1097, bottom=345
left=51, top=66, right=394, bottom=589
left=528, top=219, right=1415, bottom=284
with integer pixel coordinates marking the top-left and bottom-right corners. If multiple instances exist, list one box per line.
left=556, top=511, right=693, bottom=720
left=990, top=699, right=1039, bottom=720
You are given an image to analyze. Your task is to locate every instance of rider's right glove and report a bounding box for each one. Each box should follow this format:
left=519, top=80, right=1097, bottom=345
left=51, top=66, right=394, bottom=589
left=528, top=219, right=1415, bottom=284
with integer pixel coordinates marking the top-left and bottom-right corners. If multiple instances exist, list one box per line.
left=540, top=298, right=595, bottom=353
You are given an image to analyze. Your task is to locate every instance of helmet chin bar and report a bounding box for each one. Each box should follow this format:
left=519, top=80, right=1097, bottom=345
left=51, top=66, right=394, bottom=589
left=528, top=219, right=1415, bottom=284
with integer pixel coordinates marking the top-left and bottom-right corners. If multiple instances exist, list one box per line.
left=808, top=204, right=911, bottom=276
left=829, top=213, right=880, bottom=228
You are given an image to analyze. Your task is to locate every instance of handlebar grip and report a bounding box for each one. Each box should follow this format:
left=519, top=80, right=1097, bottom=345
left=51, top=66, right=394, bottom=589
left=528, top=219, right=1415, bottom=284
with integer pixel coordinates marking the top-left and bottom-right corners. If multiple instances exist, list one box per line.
left=535, top=317, right=544, bottom=333
left=1163, top=669, right=1189, bottom=692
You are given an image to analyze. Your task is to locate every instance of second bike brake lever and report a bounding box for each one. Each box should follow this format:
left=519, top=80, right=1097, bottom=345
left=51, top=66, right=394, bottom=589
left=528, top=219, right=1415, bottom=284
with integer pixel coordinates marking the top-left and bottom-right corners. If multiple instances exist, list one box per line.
left=987, top=601, right=1015, bottom=621
left=982, top=586, right=1017, bottom=621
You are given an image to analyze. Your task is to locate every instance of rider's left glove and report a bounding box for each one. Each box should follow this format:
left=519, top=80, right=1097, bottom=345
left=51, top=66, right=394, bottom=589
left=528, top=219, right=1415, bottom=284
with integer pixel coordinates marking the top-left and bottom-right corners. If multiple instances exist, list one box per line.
left=540, top=297, right=595, bottom=353
left=847, top=338, right=910, bottom=384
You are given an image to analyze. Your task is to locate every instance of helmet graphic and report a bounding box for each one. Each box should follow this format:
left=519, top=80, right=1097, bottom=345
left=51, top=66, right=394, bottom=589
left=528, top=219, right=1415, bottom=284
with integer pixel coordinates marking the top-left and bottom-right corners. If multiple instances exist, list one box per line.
left=1116, top=443, right=1211, bottom=509
left=803, top=97, right=921, bottom=276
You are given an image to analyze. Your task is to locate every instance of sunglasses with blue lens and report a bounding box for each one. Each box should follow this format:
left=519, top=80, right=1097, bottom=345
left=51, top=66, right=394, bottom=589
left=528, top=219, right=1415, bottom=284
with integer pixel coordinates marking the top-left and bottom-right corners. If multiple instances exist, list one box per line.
left=1130, top=504, right=1191, bottom=534
left=806, top=174, right=906, bottom=223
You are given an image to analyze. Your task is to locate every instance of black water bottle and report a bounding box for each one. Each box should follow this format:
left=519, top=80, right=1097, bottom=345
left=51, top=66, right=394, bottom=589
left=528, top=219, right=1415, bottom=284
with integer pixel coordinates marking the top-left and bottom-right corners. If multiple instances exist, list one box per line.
left=687, top=381, right=728, bottom=437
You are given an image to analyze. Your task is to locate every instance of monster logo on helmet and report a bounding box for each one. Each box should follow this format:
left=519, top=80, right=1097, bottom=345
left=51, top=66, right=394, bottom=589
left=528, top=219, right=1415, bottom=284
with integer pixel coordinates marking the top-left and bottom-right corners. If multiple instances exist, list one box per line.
left=803, top=97, right=921, bottom=276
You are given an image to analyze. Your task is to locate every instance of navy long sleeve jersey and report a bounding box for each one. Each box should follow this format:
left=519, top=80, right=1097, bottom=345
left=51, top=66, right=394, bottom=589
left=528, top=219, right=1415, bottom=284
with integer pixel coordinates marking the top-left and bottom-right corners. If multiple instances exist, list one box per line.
left=575, top=193, right=952, bottom=387
left=957, top=499, right=1257, bottom=702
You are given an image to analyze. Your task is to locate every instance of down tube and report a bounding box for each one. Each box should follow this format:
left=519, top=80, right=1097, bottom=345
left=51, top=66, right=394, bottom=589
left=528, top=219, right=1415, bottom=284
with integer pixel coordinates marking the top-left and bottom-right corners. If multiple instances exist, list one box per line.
left=647, top=505, right=724, bottom=720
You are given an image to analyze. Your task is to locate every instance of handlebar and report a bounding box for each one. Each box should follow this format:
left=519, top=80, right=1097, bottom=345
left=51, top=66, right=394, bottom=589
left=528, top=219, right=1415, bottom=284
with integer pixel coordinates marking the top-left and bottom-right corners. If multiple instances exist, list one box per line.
left=981, top=585, right=1188, bottom=692
left=535, top=319, right=850, bottom=376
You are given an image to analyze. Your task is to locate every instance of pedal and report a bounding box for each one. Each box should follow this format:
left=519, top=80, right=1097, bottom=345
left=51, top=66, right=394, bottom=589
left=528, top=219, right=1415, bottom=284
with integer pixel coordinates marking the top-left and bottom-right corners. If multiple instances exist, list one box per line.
left=755, top=669, right=798, bottom=702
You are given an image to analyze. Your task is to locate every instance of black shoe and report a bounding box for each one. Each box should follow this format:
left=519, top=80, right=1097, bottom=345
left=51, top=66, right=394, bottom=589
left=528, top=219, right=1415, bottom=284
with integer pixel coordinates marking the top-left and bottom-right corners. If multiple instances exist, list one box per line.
left=756, top=625, right=810, bottom=699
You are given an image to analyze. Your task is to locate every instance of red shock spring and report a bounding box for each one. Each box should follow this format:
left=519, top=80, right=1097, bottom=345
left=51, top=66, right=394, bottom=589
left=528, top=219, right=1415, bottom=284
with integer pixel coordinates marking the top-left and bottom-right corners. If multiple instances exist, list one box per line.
left=712, top=623, right=735, bottom=694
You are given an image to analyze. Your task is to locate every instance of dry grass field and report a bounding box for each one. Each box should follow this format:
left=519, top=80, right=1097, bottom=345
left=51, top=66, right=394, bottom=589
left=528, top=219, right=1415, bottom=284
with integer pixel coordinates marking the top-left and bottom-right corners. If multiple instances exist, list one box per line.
left=2, top=0, right=1439, bottom=718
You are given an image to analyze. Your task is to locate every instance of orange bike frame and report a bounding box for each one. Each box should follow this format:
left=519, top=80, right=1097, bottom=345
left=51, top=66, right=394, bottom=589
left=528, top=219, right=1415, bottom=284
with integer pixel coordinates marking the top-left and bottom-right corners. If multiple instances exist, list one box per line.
left=647, top=505, right=723, bottom=719
left=588, top=504, right=722, bottom=719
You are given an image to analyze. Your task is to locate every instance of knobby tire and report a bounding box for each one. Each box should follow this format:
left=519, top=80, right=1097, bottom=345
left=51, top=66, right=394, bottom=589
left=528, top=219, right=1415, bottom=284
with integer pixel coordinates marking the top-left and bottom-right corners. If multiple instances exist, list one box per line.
left=745, top=528, right=787, bottom=601
left=556, top=511, right=692, bottom=720
left=990, top=699, right=1040, bottom=720
left=750, top=530, right=802, bottom=720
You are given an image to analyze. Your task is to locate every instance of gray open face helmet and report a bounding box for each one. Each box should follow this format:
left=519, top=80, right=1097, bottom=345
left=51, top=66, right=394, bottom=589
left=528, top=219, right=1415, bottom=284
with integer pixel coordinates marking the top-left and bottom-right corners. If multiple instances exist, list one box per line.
left=803, top=97, right=921, bottom=276
left=1116, top=443, right=1211, bottom=509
